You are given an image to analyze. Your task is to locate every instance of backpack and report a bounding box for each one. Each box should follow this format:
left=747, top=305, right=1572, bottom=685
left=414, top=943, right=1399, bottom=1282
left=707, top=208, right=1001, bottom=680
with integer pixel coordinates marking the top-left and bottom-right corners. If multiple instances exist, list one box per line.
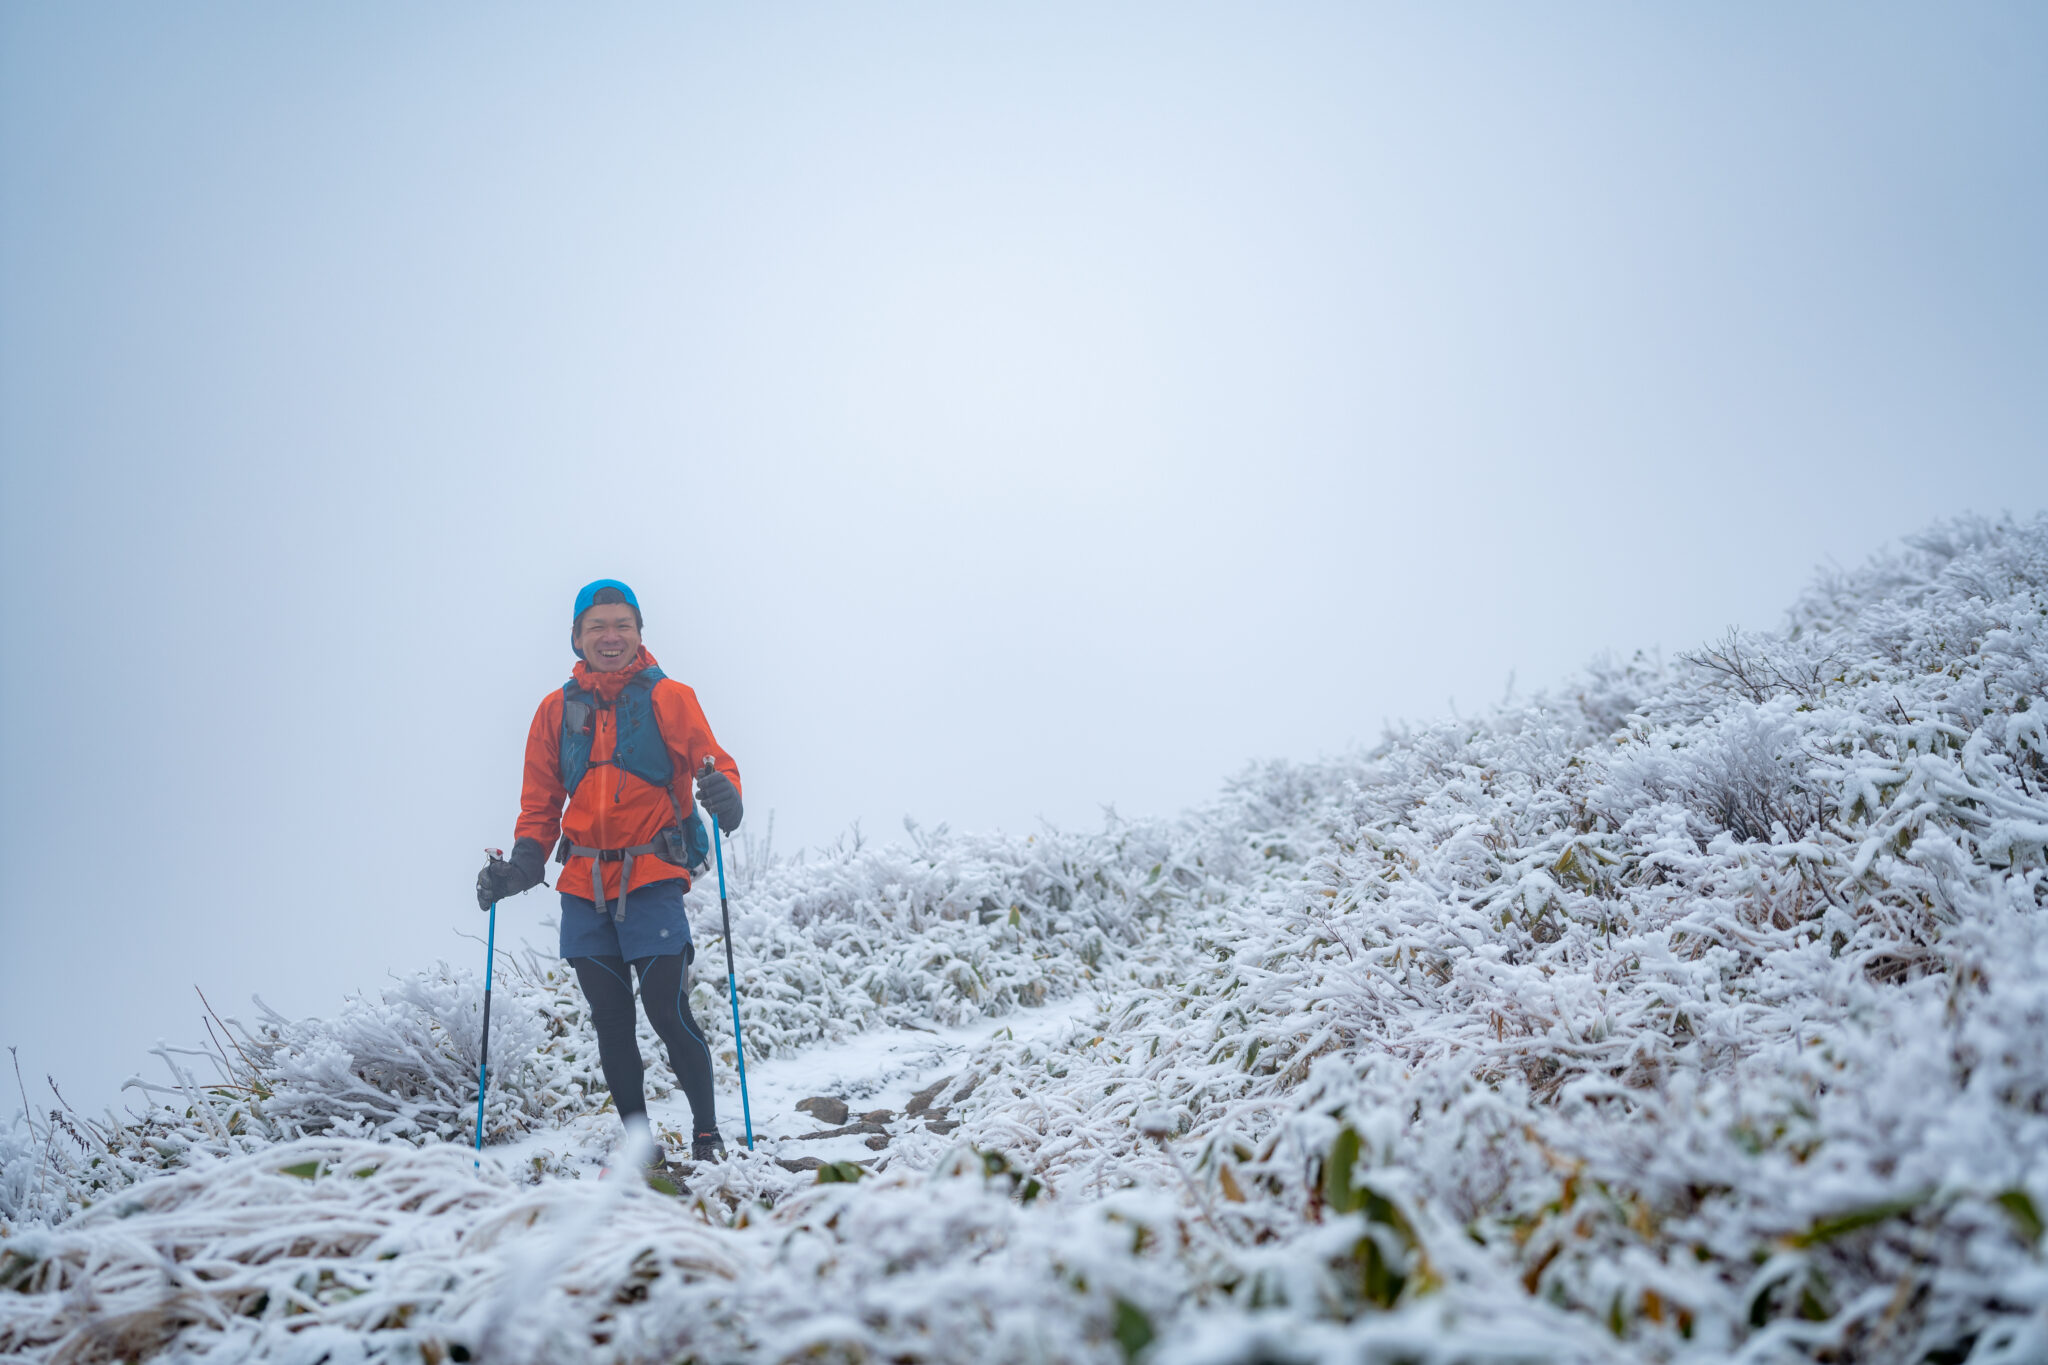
left=556, top=667, right=710, bottom=871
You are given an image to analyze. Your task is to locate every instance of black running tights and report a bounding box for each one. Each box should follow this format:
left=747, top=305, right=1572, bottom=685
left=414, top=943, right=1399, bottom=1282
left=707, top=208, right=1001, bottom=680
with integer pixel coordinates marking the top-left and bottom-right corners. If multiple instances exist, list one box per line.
left=571, top=951, right=718, bottom=1137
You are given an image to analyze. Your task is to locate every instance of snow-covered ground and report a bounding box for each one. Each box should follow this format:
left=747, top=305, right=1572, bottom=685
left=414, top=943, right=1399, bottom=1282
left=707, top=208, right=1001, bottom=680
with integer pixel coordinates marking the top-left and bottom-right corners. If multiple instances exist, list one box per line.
left=490, top=984, right=1102, bottom=1179
left=5, top=513, right=2047, bottom=1364
left=722, top=991, right=1099, bottom=1163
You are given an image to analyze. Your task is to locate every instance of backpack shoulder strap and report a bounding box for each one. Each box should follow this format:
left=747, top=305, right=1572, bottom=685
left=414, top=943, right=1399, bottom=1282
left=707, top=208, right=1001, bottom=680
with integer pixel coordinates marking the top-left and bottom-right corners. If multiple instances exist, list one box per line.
left=639, top=671, right=710, bottom=870
left=559, top=678, right=597, bottom=794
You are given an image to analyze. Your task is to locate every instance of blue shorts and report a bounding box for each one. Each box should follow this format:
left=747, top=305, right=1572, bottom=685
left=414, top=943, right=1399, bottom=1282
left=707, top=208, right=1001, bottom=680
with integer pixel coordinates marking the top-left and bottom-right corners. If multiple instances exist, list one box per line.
left=558, top=880, right=694, bottom=961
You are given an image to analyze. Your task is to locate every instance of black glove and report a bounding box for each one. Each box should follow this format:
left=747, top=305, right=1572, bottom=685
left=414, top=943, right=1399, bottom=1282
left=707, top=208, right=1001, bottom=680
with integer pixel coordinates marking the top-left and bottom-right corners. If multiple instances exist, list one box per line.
left=476, top=837, right=546, bottom=911
left=695, top=766, right=743, bottom=832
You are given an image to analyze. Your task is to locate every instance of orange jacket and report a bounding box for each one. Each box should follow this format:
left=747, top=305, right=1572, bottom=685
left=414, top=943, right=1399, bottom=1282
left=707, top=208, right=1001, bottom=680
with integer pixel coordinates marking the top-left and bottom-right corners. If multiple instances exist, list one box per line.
left=515, top=648, right=741, bottom=901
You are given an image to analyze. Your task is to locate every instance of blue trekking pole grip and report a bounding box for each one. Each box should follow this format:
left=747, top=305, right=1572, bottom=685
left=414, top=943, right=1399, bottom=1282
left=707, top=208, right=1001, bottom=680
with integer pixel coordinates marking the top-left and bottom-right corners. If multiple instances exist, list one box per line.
left=702, top=765, right=754, bottom=1150
left=474, top=848, right=502, bottom=1169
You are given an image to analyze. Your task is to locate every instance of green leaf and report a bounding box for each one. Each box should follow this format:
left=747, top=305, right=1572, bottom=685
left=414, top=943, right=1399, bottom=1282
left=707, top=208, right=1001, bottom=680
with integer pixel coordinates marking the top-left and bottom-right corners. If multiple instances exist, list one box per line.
left=278, top=1161, right=321, bottom=1181
left=1323, top=1125, right=1363, bottom=1215
left=1319, top=1130, right=1422, bottom=1309
left=1111, top=1297, right=1155, bottom=1363
left=1351, top=1230, right=1409, bottom=1309
left=1997, top=1189, right=2044, bottom=1242
left=815, top=1161, right=865, bottom=1184
left=1785, top=1193, right=1926, bottom=1247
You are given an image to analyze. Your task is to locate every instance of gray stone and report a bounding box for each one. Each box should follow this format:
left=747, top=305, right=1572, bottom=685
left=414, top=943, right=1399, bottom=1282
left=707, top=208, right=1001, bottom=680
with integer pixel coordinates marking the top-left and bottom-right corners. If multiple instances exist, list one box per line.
left=796, top=1096, right=849, bottom=1126
left=796, top=1123, right=865, bottom=1141
left=904, top=1077, right=952, bottom=1116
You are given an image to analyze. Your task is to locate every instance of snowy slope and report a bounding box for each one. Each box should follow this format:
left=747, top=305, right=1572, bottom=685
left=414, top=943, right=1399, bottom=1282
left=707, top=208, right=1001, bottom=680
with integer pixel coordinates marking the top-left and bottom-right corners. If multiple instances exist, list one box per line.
left=5, top=514, right=2048, bottom=1363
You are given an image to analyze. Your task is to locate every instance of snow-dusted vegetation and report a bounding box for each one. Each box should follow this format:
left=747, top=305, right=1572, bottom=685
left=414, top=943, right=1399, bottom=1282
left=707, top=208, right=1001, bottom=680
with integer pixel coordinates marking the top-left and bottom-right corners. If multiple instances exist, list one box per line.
left=5, top=515, right=2047, bottom=1363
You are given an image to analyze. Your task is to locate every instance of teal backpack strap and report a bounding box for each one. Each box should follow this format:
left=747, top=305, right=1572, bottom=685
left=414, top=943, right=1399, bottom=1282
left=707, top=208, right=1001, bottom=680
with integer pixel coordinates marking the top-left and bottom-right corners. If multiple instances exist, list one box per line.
left=559, top=680, right=597, bottom=794
left=611, top=670, right=675, bottom=788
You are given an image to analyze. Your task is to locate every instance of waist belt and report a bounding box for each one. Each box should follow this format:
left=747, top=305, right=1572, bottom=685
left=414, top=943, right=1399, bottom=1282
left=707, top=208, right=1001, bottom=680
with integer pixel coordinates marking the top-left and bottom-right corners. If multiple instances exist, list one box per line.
left=563, top=840, right=663, bottom=924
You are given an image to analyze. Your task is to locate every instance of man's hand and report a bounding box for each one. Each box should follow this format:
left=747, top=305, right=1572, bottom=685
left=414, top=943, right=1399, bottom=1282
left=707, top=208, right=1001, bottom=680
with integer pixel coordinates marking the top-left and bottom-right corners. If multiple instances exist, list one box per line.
left=695, top=765, right=743, bottom=832
left=477, top=837, right=546, bottom=910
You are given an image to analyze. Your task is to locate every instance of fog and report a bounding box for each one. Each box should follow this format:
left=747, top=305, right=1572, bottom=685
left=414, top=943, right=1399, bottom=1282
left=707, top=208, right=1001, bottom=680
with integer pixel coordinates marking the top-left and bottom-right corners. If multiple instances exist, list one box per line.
left=4, top=3, right=2044, bottom=1114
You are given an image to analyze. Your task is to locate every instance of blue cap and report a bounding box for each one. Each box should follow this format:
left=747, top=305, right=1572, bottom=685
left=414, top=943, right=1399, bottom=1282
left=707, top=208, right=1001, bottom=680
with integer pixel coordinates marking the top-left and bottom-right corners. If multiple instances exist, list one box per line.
left=572, top=579, right=641, bottom=657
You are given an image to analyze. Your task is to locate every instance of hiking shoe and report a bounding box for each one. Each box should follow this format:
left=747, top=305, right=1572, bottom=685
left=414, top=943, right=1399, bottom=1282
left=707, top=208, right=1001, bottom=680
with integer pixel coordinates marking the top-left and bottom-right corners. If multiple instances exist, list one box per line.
left=620, top=1114, right=667, bottom=1169
left=691, top=1131, right=727, bottom=1163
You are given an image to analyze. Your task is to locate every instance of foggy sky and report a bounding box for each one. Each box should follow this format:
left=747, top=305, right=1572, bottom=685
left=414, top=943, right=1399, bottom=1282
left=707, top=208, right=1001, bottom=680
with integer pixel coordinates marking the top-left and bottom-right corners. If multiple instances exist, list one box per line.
left=4, top=3, right=2045, bottom=1115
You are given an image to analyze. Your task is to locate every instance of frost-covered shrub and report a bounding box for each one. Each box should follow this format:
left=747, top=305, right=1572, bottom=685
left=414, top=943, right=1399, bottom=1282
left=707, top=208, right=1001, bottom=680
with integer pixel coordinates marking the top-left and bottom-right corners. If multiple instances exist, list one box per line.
left=707, top=818, right=1184, bottom=1060
left=1601, top=696, right=1831, bottom=844
left=0, top=1119, right=42, bottom=1226
left=243, top=962, right=551, bottom=1142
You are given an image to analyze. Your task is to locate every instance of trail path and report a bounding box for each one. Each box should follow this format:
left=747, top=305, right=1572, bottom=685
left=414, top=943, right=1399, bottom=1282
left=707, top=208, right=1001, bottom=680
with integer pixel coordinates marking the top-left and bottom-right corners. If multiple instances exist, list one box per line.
left=488, top=986, right=1100, bottom=1176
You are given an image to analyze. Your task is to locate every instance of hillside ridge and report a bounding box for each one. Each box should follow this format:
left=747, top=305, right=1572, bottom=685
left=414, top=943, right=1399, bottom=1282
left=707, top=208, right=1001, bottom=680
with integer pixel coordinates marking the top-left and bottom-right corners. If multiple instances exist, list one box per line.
left=5, top=513, right=2047, bottom=1364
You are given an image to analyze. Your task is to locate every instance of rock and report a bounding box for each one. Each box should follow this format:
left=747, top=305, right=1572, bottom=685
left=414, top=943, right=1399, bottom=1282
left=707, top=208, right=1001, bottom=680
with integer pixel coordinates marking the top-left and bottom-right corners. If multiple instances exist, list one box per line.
left=861, top=1108, right=896, bottom=1125
left=796, top=1124, right=866, bottom=1141
left=777, top=1156, right=824, bottom=1172
left=865, top=1134, right=890, bottom=1150
left=796, top=1096, right=849, bottom=1126
left=904, top=1077, right=952, bottom=1116
left=927, top=1120, right=960, bottom=1136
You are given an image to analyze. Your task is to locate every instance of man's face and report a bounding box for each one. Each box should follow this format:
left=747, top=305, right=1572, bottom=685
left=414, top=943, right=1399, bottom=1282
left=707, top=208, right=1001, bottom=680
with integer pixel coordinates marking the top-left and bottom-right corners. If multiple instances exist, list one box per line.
left=577, top=604, right=642, bottom=671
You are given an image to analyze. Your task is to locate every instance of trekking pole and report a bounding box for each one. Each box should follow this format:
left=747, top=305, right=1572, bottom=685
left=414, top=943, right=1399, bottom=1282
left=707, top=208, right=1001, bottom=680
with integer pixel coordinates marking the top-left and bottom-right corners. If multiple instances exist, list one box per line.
left=474, top=848, right=503, bottom=1170
left=702, top=774, right=755, bottom=1150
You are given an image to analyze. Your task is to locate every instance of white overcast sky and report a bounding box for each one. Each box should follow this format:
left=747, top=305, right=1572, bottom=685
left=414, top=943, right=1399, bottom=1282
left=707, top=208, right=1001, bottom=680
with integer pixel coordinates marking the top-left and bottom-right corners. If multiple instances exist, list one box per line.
left=4, top=3, right=2045, bottom=1113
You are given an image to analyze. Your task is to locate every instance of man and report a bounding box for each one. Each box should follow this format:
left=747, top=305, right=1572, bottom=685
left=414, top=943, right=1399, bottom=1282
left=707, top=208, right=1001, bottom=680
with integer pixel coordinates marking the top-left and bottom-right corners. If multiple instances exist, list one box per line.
left=476, top=578, right=744, bottom=1165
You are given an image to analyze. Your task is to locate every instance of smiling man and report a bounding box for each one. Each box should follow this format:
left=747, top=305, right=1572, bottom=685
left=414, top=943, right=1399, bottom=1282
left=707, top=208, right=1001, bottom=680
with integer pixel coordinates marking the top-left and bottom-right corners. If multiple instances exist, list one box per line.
left=476, top=578, right=744, bottom=1165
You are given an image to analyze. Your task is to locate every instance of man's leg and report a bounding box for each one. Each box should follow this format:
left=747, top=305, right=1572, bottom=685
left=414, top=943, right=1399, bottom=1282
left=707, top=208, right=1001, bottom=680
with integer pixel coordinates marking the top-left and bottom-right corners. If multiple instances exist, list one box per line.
left=570, top=955, right=648, bottom=1121
left=632, top=951, right=719, bottom=1140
